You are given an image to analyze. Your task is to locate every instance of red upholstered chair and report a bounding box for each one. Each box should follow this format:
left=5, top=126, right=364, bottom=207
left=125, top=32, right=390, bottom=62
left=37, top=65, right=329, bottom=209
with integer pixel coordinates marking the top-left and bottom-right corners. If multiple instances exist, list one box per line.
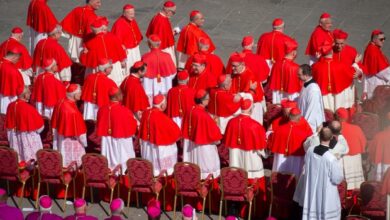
left=0, top=114, right=9, bottom=145
left=351, top=112, right=379, bottom=140
left=81, top=153, right=121, bottom=204
left=359, top=181, right=386, bottom=218
left=337, top=180, right=356, bottom=215
left=40, top=117, right=53, bottom=148
left=0, top=146, right=34, bottom=208
left=345, top=215, right=370, bottom=220
left=218, top=167, right=255, bottom=220
left=36, top=149, right=77, bottom=211
left=269, top=172, right=297, bottom=219
left=126, top=158, right=166, bottom=212
left=373, top=85, right=390, bottom=102
left=173, top=162, right=213, bottom=220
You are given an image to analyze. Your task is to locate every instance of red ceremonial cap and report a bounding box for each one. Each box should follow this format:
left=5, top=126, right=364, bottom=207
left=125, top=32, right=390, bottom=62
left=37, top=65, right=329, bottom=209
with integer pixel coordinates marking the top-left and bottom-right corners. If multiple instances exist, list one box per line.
left=182, top=204, right=194, bottom=218
left=153, top=94, right=165, bottom=105
left=189, top=10, right=200, bottom=18
left=0, top=188, right=5, bottom=196
left=320, top=41, right=333, bottom=56
left=198, top=37, right=210, bottom=46
left=272, top=18, right=284, bottom=27
left=320, top=12, right=331, bottom=19
left=91, top=18, right=103, bottom=28
left=109, top=87, right=119, bottom=96
left=147, top=200, right=161, bottom=218
left=110, top=198, right=124, bottom=212
left=281, top=100, right=297, bottom=109
left=230, top=53, right=244, bottom=63
left=177, top=70, right=189, bottom=81
left=241, top=36, right=254, bottom=47
left=241, top=99, right=252, bottom=110
left=149, top=34, right=161, bottom=42
left=133, top=61, right=144, bottom=69
left=192, top=53, right=206, bottom=64
left=7, top=45, right=21, bottom=54
left=218, top=74, right=227, bottom=84
left=39, top=195, right=52, bottom=209
left=164, top=1, right=176, bottom=7
left=371, top=29, right=383, bottom=37
left=123, top=4, right=134, bottom=10
left=290, top=107, right=301, bottom=115
left=11, top=27, right=23, bottom=34
left=67, top=84, right=79, bottom=93
left=74, top=198, right=86, bottom=208
left=336, top=107, right=349, bottom=120
left=333, top=29, right=348, bottom=40
left=284, top=38, right=298, bottom=54
left=42, top=58, right=56, bottom=69
left=195, top=89, right=207, bottom=99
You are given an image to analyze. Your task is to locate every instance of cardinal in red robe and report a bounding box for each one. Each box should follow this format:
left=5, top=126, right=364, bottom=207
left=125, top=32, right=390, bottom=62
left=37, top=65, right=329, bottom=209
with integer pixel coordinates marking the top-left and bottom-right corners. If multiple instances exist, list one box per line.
left=0, top=27, right=33, bottom=85
left=97, top=87, right=137, bottom=172
left=6, top=86, right=43, bottom=161
left=81, top=58, right=117, bottom=120
left=31, top=58, right=66, bottom=119
left=51, top=84, right=87, bottom=166
left=146, top=1, right=178, bottom=66
left=256, top=18, right=292, bottom=68
left=120, top=61, right=150, bottom=121
left=26, top=0, right=58, bottom=54
left=188, top=54, right=217, bottom=91
left=111, top=4, right=143, bottom=74
left=166, top=70, right=196, bottom=128
left=305, top=13, right=334, bottom=65
left=268, top=38, right=302, bottom=104
left=61, top=0, right=100, bottom=62
left=177, top=10, right=216, bottom=68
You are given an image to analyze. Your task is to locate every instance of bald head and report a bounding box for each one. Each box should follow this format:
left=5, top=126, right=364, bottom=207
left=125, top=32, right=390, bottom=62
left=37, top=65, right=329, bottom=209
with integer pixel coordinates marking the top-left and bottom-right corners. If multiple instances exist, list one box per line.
left=329, top=120, right=341, bottom=136
left=319, top=127, right=333, bottom=143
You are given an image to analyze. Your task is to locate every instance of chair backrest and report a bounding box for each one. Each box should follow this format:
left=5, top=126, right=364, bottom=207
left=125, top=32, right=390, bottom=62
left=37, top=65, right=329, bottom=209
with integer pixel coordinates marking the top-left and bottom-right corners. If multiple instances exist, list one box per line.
left=174, top=162, right=201, bottom=193
left=36, top=149, right=63, bottom=180
left=360, top=181, right=386, bottom=211
left=0, top=146, right=18, bottom=177
left=220, top=167, right=248, bottom=197
left=82, top=153, right=109, bottom=184
left=126, top=158, right=154, bottom=188
left=271, top=172, right=297, bottom=200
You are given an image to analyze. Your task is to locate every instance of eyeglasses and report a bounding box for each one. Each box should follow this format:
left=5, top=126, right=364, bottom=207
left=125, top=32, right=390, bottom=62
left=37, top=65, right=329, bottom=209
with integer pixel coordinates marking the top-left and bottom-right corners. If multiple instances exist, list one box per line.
left=379, top=37, right=386, bottom=42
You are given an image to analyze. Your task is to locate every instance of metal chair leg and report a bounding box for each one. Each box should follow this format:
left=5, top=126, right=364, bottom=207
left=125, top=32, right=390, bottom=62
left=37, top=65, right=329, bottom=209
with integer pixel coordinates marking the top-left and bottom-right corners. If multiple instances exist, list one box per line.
left=208, top=193, right=211, bottom=216
left=18, top=182, right=25, bottom=209
left=127, top=190, right=131, bottom=219
left=82, top=186, right=85, bottom=200
left=248, top=201, right=252, bottom=220
left=35, top=182, right=41, bottom=209
left=109, top=188, right=114, bottom=204
left=90, top=187, right=94, bottom=203
left=136, top=192, right=139, bottom=208
left=63, top=184, right=69, bottom=212
left=201, top=197, right=206, bottom=220
left=218, top=199, right=223, bottom=220
left=173, top=194, right=177, bottom=220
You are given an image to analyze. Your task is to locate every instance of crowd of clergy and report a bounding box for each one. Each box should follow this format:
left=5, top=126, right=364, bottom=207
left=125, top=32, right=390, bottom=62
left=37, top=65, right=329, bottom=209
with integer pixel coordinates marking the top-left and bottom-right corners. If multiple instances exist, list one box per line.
left=0, top=0, right=389, bottom=219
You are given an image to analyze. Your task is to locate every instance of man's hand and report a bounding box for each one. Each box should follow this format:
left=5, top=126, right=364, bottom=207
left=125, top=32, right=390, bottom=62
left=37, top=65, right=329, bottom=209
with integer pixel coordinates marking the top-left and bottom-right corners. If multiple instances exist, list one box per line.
left=249, top=81, right=257, bottom=90
left=355, top=54, right=362, bottom=63
left=233, top=94, right=241, bottom=102
left=315, top=51, right=321, bottom=59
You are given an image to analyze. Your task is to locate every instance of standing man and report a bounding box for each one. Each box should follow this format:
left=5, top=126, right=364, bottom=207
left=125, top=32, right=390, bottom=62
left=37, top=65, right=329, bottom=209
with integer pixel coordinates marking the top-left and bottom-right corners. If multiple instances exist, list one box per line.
left=61, top=0, right=101, bottom=62
left=26, top=0, right=58, bottom=54
left=297, top=64, right=325, bottom=132
left=177, top=10, right=215, bottom=68
left=294, top=127, right=344, bottom=220
left=97, top=87, right=137, bottom=173
left=362, top=29, right=390, bottom=99
left=188, top=53, right=217, bottom=90
left=0, top=27, right=33, bottom=85
left=305, top=13, right=334, bottom=65
left=146, top=1, right=178, bottom=66
left=0, top=188, right=23, bottom=220
left=111, top=4, right=143, bottom=75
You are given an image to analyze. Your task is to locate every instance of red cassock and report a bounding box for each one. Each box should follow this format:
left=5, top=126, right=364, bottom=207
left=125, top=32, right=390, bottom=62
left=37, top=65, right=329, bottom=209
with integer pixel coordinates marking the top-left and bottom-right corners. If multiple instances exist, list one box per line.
left=32, top=38, right=72, bottom=72
left=229, top=68, right=264, bottom=102
left=341, top=121, right=366, bottom=156
left=223, top=114, right=266, bottom=151
left=0, top=59, right=24, bottom=96
left=5, top=99, right=44, bottom=132
left=111, top=16, right=143, bottom=49
left=305, top=26, right=334, bottom=56
left=96, top=101, right=137, bottom=138
left=51, top=98, right=86, bottom=137
left=139, top=108, right=181, bottom=145
left=80, top=32, right=127, bottom=68
left=61, top=4, right=98, bottom=39
left=81, top=72, right=117, bottom=107
left=0, top=38, right=32, bottom=70
left=269, top=58, right=302, bottom=93
left=120, top=75, right=149, bottom=113
left=146, top=13, right=175, bottom=50
left=363, top=42, right=390, bottom=76
left=271, top=115, right=289, bottom=132
left=181, top=105, right=222, bottom=145
left=333, top=45, right=366, bottom=73
left=166, top=85, right=196, bottom=118
left=312, top=57, right=355, bottom=95
left=26, top=0, right=58, bottom=33
left=142, top=48, right=176, bottom=80
left=188, top=68, right=217, bottom=91
left=270, top=119, right=313, bottom=156
left=368, top=127, right=390, bottom=164
left=31, top=71, right=66, bottom=107
left=256, top=31, right=291, bottom=62
left=177, top=23, right=216, bottom=56
left=207, top=88, right=240, bottom=117
left=185, top=52, right=225, bottom=79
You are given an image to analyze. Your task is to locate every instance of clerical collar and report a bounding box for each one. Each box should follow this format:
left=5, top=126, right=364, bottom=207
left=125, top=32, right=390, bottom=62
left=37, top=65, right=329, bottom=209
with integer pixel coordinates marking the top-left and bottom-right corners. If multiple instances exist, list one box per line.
left=159, top=12, right=167, bottom=17
left=131, top=74, right=140, bottom=79
left=314, top=144, right=329, bottom=156
left=329, top=136, right=338, bottom=149
left=303, top=78, right=315, bottom=88
left=240, top=112, right=251, bottom=116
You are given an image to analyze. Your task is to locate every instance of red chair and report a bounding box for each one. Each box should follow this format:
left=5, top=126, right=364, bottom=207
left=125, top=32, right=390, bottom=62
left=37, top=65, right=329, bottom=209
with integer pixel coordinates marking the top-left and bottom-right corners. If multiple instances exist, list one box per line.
left=345, top=215, right=370, bottom=220
left=81, top=153, right=121, bottom=204
left=125, top=158, right=166, bottom=212
left=218, top=167, right=256, bottom=220
left=173, top=162, right=213, bottom=220
left=269, top=172, right=297, bottom=219
left=0, top=146, right=34, bottom=208
left=359, top=181, right=386, bottom=218
left=338, top=180, right=355, bottom=215
left=36, top=149, right=77, bottom=211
